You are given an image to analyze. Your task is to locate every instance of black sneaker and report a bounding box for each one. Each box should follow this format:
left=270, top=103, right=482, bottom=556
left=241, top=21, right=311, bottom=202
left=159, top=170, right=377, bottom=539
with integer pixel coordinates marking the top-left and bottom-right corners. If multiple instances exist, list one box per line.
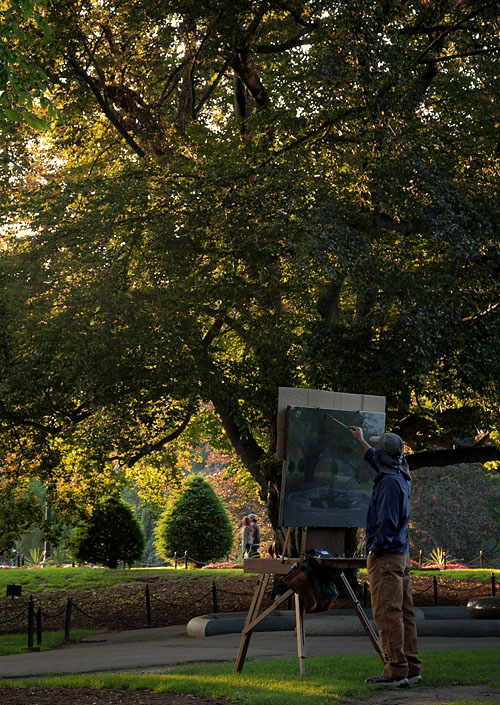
left=365, top=676, right=409, bottom=688
left=408, top=674, right=422, bottom=685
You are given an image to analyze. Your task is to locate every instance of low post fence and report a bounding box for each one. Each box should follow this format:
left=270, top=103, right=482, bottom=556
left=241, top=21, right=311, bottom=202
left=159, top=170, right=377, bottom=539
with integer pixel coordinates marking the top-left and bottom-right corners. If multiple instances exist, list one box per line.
left=1, top=562, right=498, bottom=649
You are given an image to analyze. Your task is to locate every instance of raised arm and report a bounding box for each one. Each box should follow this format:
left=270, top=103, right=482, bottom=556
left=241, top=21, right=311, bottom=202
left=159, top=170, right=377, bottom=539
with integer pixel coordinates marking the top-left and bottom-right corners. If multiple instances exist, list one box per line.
left=348, top=425, right=371, bottom=455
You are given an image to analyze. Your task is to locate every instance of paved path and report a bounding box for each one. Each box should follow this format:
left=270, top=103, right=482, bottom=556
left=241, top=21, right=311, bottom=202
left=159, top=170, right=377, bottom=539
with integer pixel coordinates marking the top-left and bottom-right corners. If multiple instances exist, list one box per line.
left=1, top=624, right=499, bottom=679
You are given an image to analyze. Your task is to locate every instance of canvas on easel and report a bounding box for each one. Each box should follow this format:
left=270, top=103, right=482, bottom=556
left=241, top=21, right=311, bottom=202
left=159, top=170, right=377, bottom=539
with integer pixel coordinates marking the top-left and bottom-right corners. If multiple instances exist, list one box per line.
left=279, top=406, right=385, bottom=529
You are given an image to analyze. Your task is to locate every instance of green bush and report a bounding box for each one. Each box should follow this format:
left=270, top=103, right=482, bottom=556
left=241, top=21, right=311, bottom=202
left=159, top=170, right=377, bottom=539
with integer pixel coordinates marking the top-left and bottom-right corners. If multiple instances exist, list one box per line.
left=155, top=476, right=234, bottom=563
left=68, top=497, right=145, bottom=568
left=410, top=463, right=500, bottom=563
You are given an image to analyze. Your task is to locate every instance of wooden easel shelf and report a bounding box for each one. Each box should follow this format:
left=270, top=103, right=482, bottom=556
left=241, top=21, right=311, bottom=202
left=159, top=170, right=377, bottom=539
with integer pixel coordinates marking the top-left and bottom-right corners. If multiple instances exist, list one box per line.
left=243, top=557, right=367, bottom=575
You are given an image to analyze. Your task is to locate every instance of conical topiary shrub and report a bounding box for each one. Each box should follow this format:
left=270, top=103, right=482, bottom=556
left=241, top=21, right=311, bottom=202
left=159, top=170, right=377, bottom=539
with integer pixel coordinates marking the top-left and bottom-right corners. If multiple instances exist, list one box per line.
left=155, top=475, right=234, bottom=564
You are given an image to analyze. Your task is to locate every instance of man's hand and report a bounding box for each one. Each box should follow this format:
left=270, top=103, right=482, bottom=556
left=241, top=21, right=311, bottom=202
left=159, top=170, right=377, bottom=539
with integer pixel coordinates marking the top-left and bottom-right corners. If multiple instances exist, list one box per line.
left=348, top=425, right=364, bottom=441
left=348, top=426, right=371, bottom=454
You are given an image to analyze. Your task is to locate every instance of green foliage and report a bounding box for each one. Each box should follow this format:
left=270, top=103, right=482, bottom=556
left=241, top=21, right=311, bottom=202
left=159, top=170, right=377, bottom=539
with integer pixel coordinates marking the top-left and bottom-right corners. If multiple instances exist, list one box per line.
left=424, top=546, right=447, bottom=568
left=68, top=497, right=145, bottom=569
left=0, top=0, right=499, bottom=535
left=410, top=464, right=500, bottom=563
left=0, top=0, right=56, bottom=160
left=0, top=480, right=43, bottom=555
left=155, top=476, right=234, bottom=563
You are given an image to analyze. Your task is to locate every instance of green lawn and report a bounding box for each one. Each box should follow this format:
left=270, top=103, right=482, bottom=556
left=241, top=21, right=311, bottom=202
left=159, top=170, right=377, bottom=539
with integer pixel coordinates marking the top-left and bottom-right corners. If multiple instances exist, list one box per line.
left=2, top=649, right=499, bottom=705
left=411, top=568, right=500, bottom=580
left=0, top=629, right=103, bottom=656
left=0, top=566, right=246, bottom=597
left=1, top=566, right=497, bottom=598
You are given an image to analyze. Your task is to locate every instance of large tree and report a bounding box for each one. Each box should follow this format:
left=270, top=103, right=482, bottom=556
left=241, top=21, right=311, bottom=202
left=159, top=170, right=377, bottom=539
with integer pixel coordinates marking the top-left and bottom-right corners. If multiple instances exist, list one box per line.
left=1, top=1, right=500, bottom=542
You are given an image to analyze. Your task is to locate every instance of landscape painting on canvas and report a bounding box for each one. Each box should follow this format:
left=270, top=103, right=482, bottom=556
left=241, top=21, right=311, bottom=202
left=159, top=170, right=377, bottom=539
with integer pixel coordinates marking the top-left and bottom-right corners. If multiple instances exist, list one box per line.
left=279, top=406, right=385, bottom=528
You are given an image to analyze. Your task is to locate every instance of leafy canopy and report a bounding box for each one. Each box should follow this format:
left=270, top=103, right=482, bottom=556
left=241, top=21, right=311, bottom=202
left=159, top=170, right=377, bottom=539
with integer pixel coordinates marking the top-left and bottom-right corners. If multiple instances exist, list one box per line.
left=0, top=1, right=499, bottom=532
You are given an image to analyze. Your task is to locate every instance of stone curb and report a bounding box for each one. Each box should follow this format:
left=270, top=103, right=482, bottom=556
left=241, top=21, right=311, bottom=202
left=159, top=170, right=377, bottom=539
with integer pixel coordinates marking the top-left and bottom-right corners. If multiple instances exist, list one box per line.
left=187, top=606, right=500, bottom=638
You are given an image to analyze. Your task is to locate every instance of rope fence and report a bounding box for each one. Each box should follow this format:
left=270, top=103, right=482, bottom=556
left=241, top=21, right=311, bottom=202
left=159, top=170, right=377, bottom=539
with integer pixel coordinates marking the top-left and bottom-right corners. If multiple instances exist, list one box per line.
left=1, top=559, right=498, bottom=652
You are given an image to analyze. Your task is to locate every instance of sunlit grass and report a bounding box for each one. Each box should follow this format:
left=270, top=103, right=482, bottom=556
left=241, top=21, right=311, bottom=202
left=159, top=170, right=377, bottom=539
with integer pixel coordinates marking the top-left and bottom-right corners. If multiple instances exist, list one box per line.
left=2, top=649, right=500, bottom=705
left=1, top=566, right=496, bottom=599
left=0, top=629, right=103, bottom=656
left=0, top=566, right=246, bottom=597
left=410, top=568, right=500, bottom=580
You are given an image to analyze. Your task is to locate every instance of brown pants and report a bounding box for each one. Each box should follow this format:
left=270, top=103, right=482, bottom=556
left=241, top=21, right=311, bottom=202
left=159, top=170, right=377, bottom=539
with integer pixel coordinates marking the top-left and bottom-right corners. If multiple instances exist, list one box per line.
left=367, top=552, right=422, bottom=679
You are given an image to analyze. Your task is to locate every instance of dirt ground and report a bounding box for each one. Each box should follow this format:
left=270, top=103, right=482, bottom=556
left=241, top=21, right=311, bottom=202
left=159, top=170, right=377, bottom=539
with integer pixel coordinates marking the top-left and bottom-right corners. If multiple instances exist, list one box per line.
left=1, top=684, right=499, bottom=705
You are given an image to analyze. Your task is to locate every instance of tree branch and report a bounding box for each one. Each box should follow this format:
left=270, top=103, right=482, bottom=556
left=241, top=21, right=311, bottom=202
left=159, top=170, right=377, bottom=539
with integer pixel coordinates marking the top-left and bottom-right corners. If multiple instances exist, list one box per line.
left=0, top=404, right=60, bottom=434
left=65, top=52, right=146, bottom=158
left=317, top=278, right=343, bottom=323
left=373, top=208, right=426, bottom=235
left=416, top=46, right=500, bottom=63
left=415, top=1, right=498, bottom=64
left=253, top=26, right=315, bottom=53
left=125, top=408, right=194, bottom=466
left=193, top=51, right=236, bottom=118
left=408, top=445, right=500, bottom=470
left=255, top=106, right=366, bottom=170
left=158, top=56, right=192, bottom=105
left=230, top=50, right=270, bottom=108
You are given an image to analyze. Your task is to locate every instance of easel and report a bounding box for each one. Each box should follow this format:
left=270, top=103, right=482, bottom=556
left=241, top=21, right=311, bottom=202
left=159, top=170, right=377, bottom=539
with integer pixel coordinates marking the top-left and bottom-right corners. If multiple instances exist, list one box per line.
left=234, top=527, right=384, bottom=677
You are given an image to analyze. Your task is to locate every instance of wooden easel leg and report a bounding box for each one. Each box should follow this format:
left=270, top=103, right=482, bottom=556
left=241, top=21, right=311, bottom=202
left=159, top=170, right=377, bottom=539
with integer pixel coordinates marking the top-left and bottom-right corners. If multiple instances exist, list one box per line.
left=295, top=593, right=306, bottom=677
left=340, top=571, right=384, bottom=661
left=281, top=526, right=292, bottom=561
left=234, top=573, right=270, bottom=672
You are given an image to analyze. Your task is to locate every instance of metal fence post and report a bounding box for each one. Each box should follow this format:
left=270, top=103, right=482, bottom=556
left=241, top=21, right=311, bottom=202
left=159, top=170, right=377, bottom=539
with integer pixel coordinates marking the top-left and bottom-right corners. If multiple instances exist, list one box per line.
left=418, top=550, right=422, bottom=568
left=492, top=572, right=496, bottom=597
left=363, top=582, right=369, bottom=609
left=480, top=550, right=484, bottom=569
left=174, top=552, right=177, bottom=569
left=433, top=576, right=439, bottom=606
left=212, top=581, right=218, bottom=613
left=64, top=598, right=73, bottom=642
left=145, top=585, right=152, bottom=626
left=27, top=595, right=35, bottom=650
left=36, top=606, right=42, bottom=646
left=184, top=551, right=188, bottom=569
left=443, top=551, right=447, bottom=570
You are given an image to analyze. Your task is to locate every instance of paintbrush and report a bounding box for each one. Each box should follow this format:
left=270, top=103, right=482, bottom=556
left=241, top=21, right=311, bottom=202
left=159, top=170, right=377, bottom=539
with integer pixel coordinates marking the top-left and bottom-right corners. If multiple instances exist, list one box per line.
left=325, top=414, right=350, bottom=430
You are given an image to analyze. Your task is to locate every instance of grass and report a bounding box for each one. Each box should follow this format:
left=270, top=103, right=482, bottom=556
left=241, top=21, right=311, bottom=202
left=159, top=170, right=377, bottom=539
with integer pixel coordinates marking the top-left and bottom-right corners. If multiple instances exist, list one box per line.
left=1, top=565, right=497, bottom=599
left=0, top=629, right=104, bottom=656
left=411, top=568, right=500, bottom=580
left=1, top=649, right=500, bottom=705
left=0, top=566, right=246, bottom=597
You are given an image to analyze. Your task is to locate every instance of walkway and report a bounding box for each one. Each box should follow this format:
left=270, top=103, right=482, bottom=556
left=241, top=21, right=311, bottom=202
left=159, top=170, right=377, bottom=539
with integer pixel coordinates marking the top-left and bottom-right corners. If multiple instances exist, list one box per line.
left=1, top=619, right=498, bottom=679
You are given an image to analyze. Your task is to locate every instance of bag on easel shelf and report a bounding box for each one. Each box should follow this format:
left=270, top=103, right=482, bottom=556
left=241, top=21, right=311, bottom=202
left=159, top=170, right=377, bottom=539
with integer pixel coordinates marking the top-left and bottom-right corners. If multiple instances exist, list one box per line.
left=281, top=556, right=339, bottom=613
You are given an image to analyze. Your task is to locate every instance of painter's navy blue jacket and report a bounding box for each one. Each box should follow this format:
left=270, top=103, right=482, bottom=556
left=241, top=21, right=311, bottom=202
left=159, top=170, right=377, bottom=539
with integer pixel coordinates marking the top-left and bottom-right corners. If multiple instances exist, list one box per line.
left=364, top=447, right=411, bottom=556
